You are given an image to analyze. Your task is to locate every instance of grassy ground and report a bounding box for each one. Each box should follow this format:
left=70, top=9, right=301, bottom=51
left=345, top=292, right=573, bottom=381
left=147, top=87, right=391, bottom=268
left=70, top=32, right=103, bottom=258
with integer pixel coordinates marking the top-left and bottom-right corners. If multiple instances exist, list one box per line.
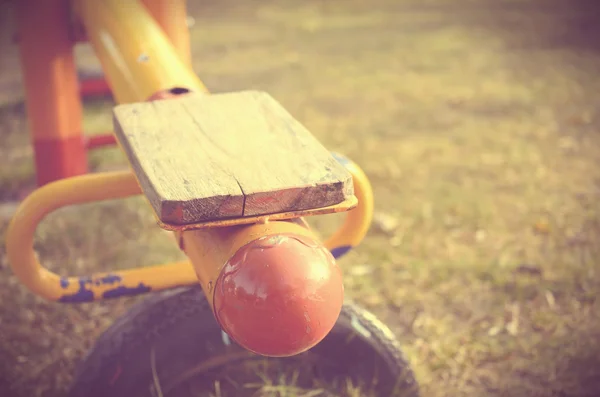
left=1, top=0, right=600, bottom=396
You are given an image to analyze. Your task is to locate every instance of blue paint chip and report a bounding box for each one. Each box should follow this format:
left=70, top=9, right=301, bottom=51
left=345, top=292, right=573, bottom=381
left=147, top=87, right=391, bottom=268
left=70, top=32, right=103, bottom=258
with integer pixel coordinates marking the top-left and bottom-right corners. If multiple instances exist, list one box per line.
left=330, top=152, right=351, bottom=166
left=58, top=279, right=95, bottom=303
left=98, top=274, right=122, bottom=285
left=79, top=276, right=93, bottom=284
left=102, top=283, right=151, bottom=299
left=58, top=274, right=150, bottom=303
left=330, top=245, right=353, bottom=259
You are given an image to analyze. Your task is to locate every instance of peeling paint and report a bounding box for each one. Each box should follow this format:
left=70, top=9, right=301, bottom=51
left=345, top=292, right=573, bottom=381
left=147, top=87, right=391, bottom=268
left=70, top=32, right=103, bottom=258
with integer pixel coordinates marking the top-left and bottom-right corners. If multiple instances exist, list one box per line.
left=331, top=152, right=351, bottom=166
left=96, top=274, right=122, bottom=285
left=330, top=245, right=352, bottom=259
left=102, top=283, right=151, bottom=299
left=58, top=274, right=146, bottom=303
left=58, top=278, right=94, bottom=303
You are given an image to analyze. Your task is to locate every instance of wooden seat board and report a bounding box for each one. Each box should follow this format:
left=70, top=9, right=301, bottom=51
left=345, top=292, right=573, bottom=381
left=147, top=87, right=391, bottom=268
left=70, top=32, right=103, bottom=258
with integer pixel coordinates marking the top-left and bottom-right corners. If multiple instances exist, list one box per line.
left=112, top=90, right=353, bottom=225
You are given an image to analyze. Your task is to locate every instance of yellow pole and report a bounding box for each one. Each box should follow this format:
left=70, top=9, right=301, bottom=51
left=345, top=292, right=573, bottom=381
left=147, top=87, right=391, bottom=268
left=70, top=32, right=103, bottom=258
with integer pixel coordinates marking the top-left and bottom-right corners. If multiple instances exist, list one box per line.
left=141, top=0, right=193, bottom=68
left=5, top=171, right=197, bottom=302
left=72, top=0, right=207, bottom=104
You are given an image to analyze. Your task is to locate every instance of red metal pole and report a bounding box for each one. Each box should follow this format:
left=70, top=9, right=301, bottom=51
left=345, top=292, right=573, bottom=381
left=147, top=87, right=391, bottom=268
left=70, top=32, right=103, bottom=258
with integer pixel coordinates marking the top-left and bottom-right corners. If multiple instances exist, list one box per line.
left=84, top=134, right=117, bottom=149
left=16, top=0, right=88, bottom=185
left=79, top=77, right=112, bottom=98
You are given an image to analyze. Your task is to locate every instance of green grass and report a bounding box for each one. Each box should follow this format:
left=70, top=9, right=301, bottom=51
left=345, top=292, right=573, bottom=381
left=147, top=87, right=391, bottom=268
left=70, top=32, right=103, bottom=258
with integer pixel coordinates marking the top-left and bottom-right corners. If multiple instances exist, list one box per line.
left=1, top=0, right=600, bottom=396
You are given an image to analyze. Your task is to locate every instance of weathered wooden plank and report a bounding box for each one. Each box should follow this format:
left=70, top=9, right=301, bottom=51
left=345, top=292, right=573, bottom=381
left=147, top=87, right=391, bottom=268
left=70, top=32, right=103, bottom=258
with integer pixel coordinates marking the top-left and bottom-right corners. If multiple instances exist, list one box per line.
left=112, top=90, right=353, bottom=225
left=113, top=99, right=244, bottom=224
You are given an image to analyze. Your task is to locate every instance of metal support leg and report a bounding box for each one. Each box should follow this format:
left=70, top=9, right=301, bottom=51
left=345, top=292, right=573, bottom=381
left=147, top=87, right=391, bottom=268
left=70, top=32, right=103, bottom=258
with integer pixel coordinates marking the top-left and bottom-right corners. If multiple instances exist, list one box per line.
left=16, top=0, right=87, bottom=185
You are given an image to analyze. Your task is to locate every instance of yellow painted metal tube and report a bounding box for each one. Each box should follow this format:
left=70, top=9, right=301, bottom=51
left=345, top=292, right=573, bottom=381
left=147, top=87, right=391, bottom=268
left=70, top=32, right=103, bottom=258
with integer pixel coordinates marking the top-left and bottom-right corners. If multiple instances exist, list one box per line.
left=4, top=156, right=372, bottom=303
left=141, top=0, right=193, bottom=68
left=325, top=153, right=374, bottom=258
left=72, top=0, right=207, bottom=104
left=5, top=172, right=197, bottom=302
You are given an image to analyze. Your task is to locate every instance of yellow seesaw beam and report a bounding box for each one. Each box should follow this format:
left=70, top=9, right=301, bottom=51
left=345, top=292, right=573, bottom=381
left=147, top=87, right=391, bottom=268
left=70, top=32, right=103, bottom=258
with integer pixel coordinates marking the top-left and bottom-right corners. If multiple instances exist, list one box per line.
left=6, top=0, right=374, bottom=307
left=72, top=0, right=208, bottom=104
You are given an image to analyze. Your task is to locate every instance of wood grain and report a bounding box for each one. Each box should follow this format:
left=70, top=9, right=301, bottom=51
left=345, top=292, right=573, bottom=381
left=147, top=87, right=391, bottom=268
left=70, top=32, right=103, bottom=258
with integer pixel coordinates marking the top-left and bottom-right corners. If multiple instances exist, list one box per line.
left=112, top=91, right=353, bottom=225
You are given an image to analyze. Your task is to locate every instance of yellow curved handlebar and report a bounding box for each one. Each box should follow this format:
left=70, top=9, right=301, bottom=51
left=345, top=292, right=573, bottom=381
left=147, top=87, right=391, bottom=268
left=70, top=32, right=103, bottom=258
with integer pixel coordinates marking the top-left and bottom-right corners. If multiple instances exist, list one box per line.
left=4, top=154, right=373, bottom=303
left=327, top=153, right=374, bottom=258
left=4, top=171, right=197, bottom=302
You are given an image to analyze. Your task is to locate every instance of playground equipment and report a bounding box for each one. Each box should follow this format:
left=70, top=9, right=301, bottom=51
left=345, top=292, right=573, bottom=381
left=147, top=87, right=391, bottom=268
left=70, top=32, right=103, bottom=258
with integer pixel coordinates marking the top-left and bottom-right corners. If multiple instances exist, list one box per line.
left=5, top=0, right=420, bottom=395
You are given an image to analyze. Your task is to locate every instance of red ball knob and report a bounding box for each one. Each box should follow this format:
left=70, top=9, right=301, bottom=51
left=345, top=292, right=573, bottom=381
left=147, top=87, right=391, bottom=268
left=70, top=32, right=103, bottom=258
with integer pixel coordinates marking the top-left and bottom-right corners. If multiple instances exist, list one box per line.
left=213, top=233, right=344, bottom=357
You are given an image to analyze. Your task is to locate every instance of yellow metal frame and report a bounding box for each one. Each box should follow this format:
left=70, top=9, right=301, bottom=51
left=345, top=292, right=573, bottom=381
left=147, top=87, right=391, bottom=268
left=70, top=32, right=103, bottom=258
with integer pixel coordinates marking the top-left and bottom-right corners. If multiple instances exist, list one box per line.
left=141, top=0, right=193, bottom=68
left=71, top=0, right=208, bottom=104
left=5, top=0, right=375, bottom=303
left=4, top=172, right=194, bottom=302
left=5, top=158, right=372, bottom=302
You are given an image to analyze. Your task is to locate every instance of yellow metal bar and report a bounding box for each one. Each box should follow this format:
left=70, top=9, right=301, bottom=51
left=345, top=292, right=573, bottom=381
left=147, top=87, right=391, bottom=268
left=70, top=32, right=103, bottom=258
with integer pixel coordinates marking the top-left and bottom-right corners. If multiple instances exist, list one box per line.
left=141, top=0, right=193, bottom=68
left=72, top=0, right=207, bottom=104
left=5, top=172, right=197, bottom=302
left=325, top=153, right=374, bottom=258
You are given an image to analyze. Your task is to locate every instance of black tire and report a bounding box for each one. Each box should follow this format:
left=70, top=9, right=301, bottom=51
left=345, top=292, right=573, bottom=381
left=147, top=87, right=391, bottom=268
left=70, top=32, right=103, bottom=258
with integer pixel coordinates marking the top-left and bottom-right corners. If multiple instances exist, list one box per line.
left=67, top=286, right=419, bottom=397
